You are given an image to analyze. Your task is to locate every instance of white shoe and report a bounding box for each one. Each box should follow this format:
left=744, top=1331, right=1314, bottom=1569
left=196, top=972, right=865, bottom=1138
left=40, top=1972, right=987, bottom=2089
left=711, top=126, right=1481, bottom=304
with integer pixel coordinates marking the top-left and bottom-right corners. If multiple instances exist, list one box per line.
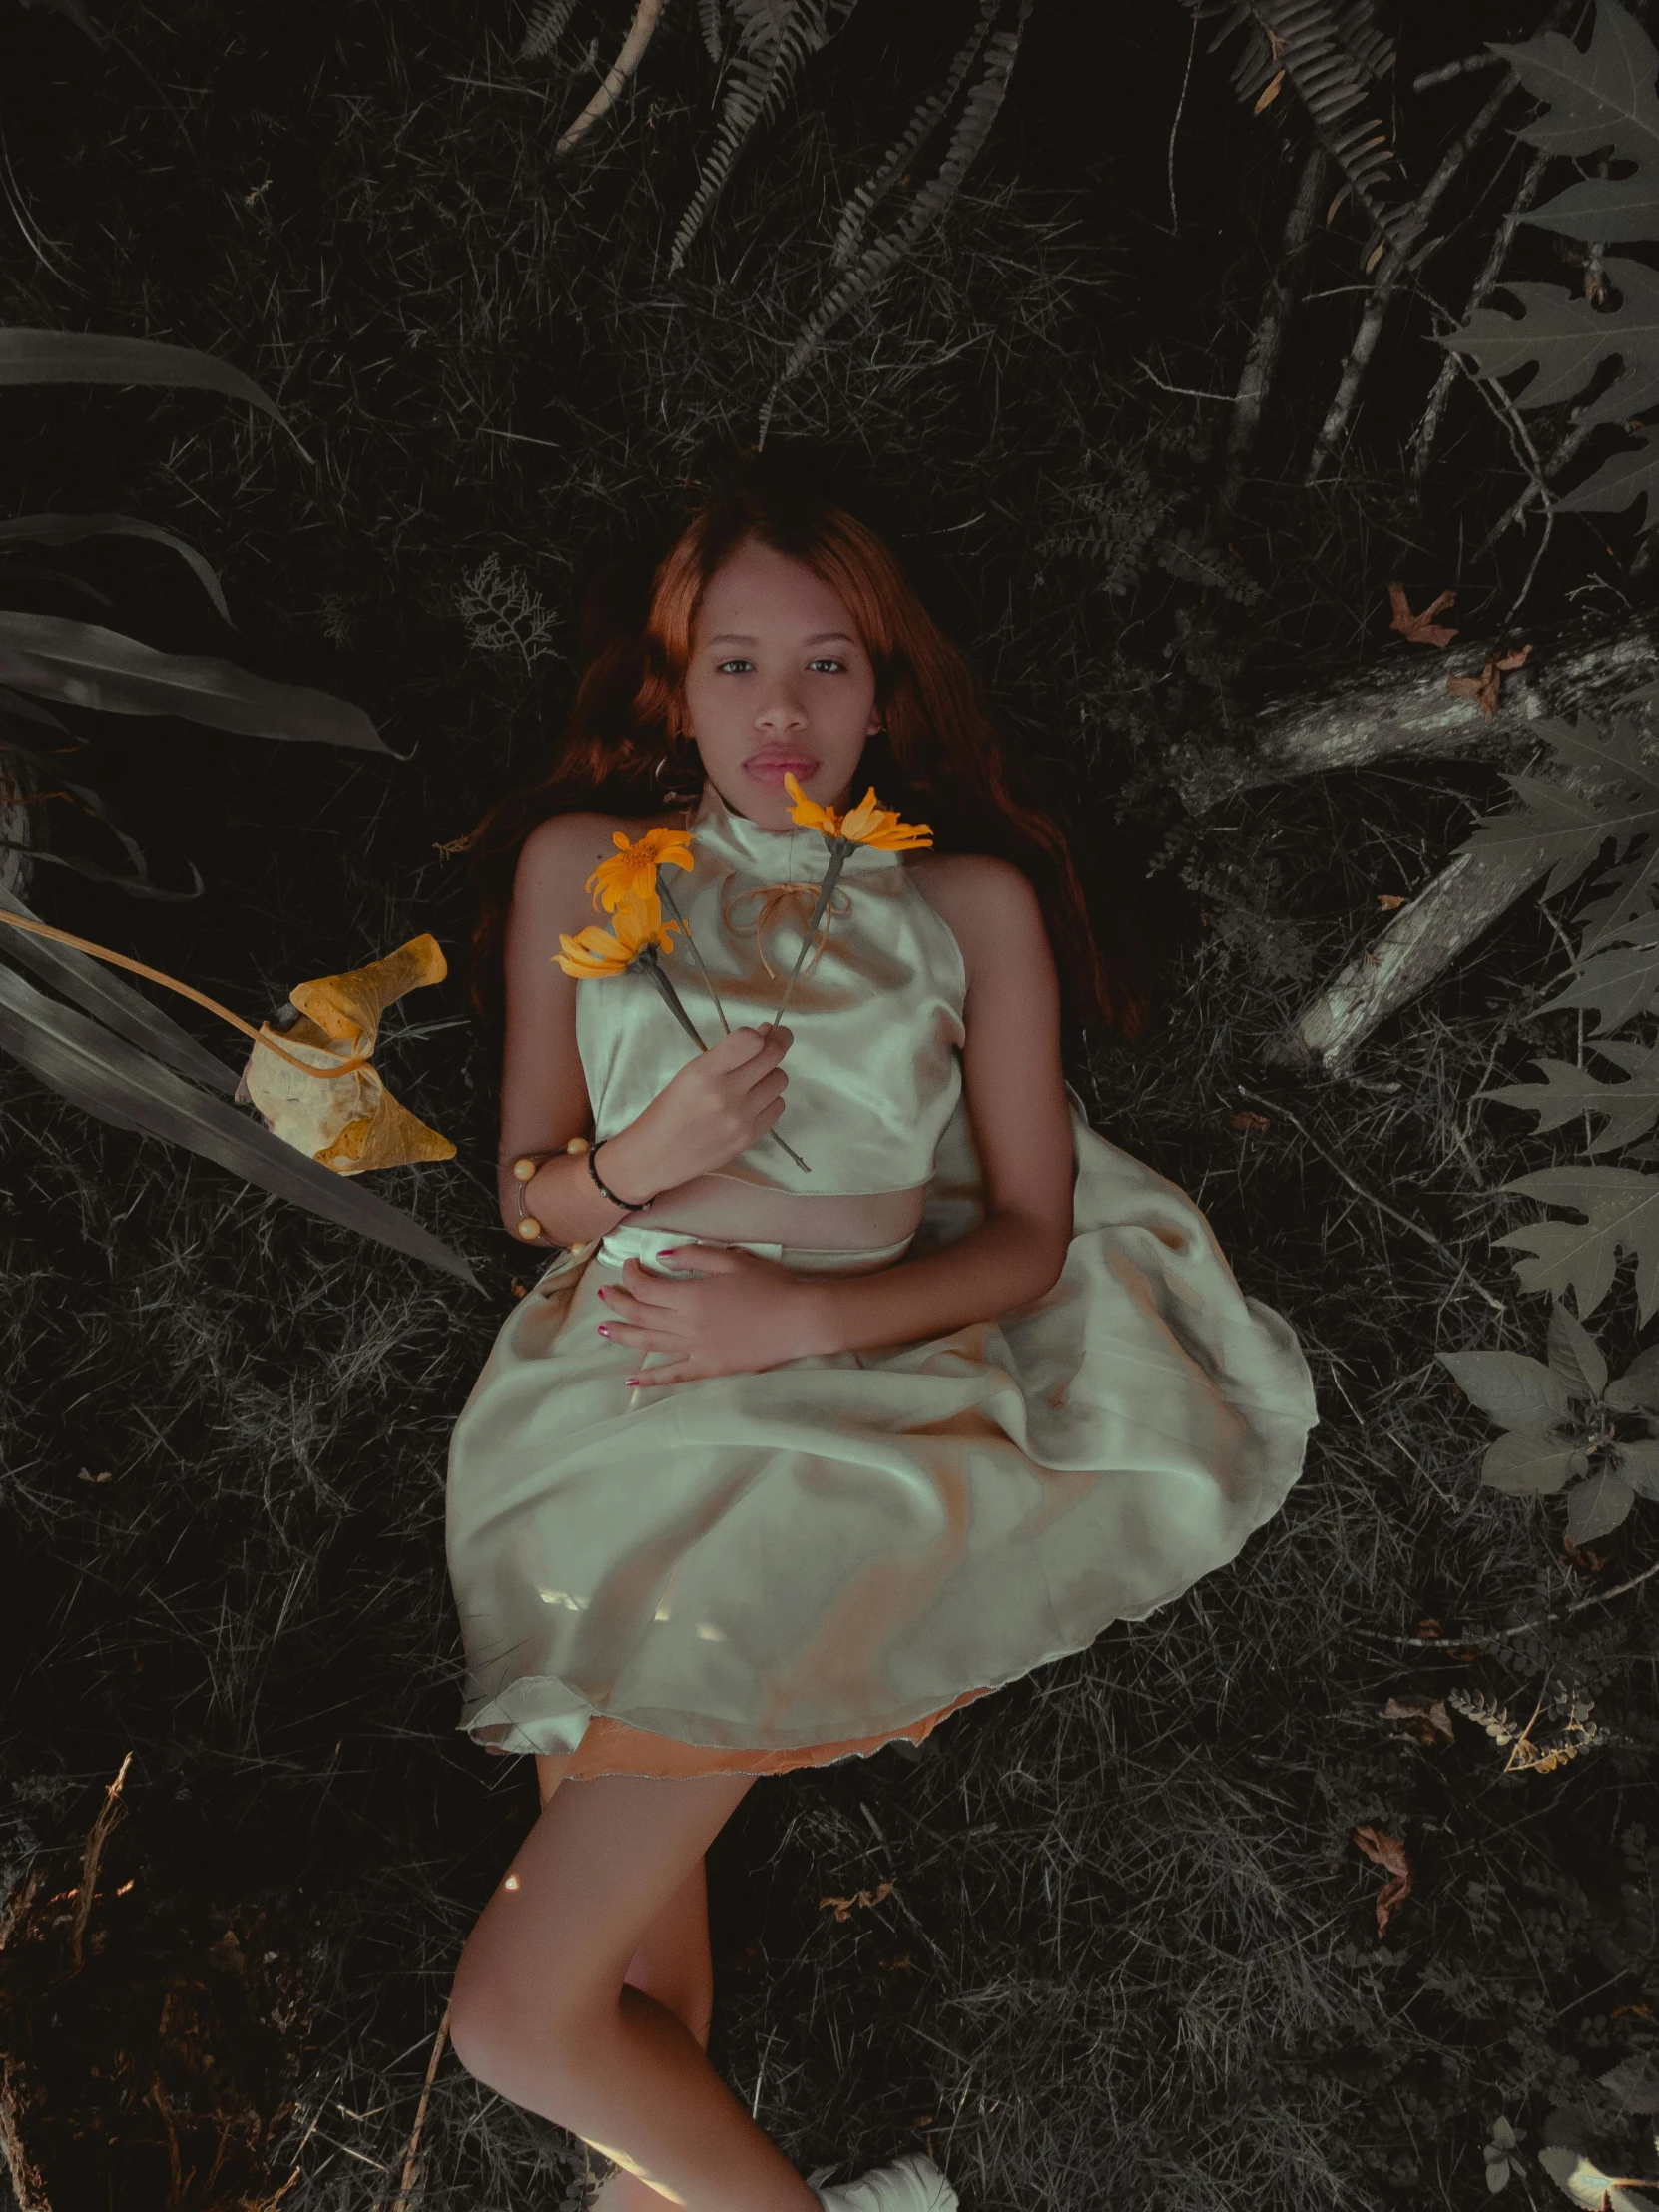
left=810, top=2150, right=958, bottom=2212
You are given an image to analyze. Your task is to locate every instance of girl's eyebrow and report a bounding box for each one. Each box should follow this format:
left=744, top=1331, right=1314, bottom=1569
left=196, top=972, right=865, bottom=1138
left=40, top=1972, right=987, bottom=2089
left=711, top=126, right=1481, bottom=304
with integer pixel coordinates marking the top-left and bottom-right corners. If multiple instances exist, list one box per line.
left=704, top=631, right=857, bottom=647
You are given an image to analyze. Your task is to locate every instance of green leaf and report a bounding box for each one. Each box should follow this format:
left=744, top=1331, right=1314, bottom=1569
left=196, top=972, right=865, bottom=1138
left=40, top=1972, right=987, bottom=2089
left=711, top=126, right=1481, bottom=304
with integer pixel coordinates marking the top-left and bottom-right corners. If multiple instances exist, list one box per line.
left=1566, top=1463, right=1636, bottom=1538
left=0, top=613, right=388, bottom=751
left=1483, top=1044, right=1659, bottom=1152
left=1495, top=0, right=1659, bottom=240
left=0, top=328, right=307, bottom=455
left=1534, top=915, right=1659, bottom=1029
left=1554, top=421, right=1659, bottom=525
left=1599, top=2051, right=1659, bottom=2114
left=1549, top=1302, right=1611, bottom=1396
left=0, top=882, right=237, bottom=1093
left=1606, top=1342, right=1659, bottom=1407
left=1613, top=1435, right=1659, bottom=1495
left=1481, top=1430, right=1578, bottom=1493
left=1440, top=1349, right=1574, bottom=1429
left=1437, top=264, right=1659, bottom=422
left=0, top=512, right=232, bottom=625
left=1460, top=717, right=1659, bottom=911
left=1494, top=1163, right=1659, bottom=1320
left=0, top=961, right=478, bottom=1285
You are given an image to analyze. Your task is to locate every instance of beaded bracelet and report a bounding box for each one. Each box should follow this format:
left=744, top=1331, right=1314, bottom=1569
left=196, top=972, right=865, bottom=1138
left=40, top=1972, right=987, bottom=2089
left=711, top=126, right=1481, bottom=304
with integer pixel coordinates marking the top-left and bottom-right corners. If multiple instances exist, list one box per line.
left=588, top=1140, right=653, bottom=1215
left=509, top=1136, right=589, bottom=1245
left=508, top=1134, right=652, bottom=1247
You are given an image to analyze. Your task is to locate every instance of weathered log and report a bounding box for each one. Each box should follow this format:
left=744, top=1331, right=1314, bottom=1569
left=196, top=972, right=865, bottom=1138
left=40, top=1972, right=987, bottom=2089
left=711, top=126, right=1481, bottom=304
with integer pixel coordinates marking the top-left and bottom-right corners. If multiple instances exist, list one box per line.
left=1223, top=613, right=1659, bottom=1068
left=1175, top=614, right=1659, bottom=813
left=1293, top=844, right=1554, bottom=1068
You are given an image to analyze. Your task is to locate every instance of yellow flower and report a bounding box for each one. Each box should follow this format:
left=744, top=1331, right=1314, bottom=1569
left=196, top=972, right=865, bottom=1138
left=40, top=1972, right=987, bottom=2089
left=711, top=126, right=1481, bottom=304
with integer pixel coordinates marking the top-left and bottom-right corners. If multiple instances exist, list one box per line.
left=587, top=826, right=696, bottom=913
left=555, top=887, right=679, bottom=978
left=783, top=773, right=932, bottom=851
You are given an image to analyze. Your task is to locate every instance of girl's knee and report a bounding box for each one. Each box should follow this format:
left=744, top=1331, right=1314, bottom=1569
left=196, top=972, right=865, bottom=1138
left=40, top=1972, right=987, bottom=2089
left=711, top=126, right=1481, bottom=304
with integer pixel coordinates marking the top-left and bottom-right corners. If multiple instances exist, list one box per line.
left=448, top=1937, right=592, bottom=2108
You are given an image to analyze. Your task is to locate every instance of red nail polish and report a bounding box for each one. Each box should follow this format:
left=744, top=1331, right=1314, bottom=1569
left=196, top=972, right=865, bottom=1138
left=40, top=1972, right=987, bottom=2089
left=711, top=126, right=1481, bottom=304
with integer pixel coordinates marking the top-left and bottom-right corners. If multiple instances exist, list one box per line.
left=598, top=1325, right=611, bottom=1337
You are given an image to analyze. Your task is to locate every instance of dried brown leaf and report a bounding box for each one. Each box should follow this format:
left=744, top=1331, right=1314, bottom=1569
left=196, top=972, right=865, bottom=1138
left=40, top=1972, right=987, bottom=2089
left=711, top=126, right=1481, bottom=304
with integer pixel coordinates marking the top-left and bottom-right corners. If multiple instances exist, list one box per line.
left=1387, top=581, right=1458, bottom=646
left=1354, top=1824, right=1412, bottom=1936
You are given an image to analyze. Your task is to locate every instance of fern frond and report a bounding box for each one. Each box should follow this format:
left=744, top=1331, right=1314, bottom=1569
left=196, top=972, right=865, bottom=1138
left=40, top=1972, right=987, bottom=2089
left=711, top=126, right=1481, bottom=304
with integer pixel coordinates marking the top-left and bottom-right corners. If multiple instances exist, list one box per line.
left=518, top=0, right=580, bottom=61
left=774, top=0, right=1033, bottom=392
left=1448, top=1686, right=1524, bottom=1745
left=669, top=0, right=839, bottom=275
left=830, top=0, right=999, bottom=272
left=1185, top=0, right=1410, bottom=249
left=699, top=0, right=726, bottom=64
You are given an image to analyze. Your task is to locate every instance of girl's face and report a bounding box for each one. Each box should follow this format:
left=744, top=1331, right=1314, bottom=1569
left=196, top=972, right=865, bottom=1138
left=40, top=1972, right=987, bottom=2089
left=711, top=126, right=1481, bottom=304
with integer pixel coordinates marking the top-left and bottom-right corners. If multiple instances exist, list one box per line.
left=680, top=536, right=882, bottom=830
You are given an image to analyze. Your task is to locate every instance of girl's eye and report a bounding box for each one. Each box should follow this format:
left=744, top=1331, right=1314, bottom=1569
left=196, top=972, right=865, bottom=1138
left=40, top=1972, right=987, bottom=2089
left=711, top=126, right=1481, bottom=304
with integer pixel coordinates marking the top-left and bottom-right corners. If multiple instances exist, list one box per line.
left=714, top=658, right=846, bottom=675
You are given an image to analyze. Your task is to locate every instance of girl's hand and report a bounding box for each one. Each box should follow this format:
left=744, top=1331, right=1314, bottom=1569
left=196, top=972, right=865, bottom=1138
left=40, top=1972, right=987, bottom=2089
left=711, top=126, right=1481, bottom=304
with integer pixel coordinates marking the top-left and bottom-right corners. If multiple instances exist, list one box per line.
left=599, top=1026, right=793, bottom=1199
left=594, top=1247, right=827, bottom=1385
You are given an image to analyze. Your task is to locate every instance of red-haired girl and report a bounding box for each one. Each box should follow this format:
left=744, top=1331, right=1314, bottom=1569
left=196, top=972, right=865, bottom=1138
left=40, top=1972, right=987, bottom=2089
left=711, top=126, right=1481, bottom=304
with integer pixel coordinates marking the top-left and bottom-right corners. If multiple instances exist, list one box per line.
left=443, top=470, right=1318, bottom=2212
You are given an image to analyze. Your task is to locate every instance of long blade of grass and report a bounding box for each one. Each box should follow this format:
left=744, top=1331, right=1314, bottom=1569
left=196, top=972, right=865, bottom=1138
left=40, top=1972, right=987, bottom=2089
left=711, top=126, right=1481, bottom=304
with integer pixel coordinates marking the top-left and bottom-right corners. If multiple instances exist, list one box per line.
left=0, top=881, right=238, bottom=1092
left=0, top=512, right=232, bottom=625
left=0, top=962, right=478, bottom=1284
left=0, top=328, right=304, bottom=451
left=0, top=612, right=388, bottom=751
left=0, top=723, right=180, bottom=896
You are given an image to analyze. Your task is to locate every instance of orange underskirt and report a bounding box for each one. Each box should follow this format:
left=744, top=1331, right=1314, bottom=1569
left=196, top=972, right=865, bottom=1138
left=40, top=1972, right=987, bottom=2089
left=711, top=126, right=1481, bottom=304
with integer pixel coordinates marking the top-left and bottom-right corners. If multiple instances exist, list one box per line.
left=556, top=1682, right=997, bottom=1780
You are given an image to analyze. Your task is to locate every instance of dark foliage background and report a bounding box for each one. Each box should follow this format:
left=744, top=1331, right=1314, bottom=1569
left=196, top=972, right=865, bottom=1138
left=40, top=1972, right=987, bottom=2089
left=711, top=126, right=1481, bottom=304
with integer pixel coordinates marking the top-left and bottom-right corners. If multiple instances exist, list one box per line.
left=4, top=3, right=1659, bottom=2209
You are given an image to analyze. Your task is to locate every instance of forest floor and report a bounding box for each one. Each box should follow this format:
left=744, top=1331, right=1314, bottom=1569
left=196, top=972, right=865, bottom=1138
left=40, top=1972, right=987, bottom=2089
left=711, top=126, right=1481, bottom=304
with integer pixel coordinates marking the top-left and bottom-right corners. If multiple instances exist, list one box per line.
left=3, top=4, right=1659, bottom=2210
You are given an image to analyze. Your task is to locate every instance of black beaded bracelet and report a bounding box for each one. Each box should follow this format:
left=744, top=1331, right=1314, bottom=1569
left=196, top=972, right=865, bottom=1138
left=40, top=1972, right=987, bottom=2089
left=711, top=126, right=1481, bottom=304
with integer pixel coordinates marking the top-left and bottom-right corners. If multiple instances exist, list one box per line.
left=588, top=1140, right=652, bottom=1214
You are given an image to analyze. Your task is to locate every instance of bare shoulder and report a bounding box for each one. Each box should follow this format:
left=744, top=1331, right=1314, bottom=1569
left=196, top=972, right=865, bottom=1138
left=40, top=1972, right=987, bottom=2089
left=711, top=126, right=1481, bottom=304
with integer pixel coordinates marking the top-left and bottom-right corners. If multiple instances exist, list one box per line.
left=907, top=850, right=1047, bottom=954
left=514, top=808, right=677, bottom=921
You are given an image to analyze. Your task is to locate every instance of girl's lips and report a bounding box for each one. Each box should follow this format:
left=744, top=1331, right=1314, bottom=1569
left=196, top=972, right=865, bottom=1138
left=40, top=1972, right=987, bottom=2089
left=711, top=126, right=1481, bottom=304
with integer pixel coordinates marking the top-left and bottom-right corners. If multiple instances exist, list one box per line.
left=743, top=752, right=819, bottom=790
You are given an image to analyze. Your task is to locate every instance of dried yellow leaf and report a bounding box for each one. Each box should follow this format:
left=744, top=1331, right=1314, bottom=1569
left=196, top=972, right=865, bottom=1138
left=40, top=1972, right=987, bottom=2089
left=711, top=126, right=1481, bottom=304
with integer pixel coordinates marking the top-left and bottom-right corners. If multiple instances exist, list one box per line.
left=242, top=933, right=456, bottom=1176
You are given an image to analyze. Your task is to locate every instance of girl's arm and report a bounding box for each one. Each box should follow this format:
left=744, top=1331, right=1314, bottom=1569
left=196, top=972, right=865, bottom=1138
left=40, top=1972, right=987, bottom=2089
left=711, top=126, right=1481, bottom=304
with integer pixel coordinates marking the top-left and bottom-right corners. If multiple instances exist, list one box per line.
left=497, top=813, right=795, bottom=1247
left=798, top=853, right=1074, bottom=1348
left=601, top=857, right=1077, bottom=1380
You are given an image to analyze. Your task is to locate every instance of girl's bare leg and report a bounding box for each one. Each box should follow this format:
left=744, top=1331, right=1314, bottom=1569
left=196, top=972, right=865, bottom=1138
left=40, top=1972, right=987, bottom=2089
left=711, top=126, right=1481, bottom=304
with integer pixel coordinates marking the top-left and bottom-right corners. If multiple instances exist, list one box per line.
left=537, top=1757, right=717, bottom=2211
left=450, top=1769, right=819, bottom=2212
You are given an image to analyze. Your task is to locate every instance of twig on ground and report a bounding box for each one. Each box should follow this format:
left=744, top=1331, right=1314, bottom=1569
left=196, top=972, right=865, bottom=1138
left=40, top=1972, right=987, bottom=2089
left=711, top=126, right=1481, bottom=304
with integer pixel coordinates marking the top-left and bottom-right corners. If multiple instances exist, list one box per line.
left=1397, top=1553, right=1659, bottom=1644
left=1477, top=412, right=1598, bottom=556
left=1412, top=53, right=1509, bottom=93
left=387, top=2006, right=450, bottom=2212
left=1411, top=147, right=1550, bottom=488
left=1305, top=1, right=1579, bottom=485
left=68, top=1751, right=132, bottom=1974
left=1215, top=143, right=1329, bottom=523
left=1236, top=1088, right=1507, bottom=1313
left=554, top=0, right=665, bottom=158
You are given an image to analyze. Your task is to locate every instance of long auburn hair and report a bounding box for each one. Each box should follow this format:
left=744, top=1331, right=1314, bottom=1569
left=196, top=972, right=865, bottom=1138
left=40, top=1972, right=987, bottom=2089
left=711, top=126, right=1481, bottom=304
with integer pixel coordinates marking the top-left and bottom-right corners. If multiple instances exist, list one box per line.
left=456, top=471, right=1149, bottom=1043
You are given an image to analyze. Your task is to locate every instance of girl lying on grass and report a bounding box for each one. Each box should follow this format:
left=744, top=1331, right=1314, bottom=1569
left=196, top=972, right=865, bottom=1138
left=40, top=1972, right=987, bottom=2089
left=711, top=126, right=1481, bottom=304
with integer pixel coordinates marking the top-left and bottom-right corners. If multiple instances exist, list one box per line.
left=441, top=463, right=1319, bottom=2212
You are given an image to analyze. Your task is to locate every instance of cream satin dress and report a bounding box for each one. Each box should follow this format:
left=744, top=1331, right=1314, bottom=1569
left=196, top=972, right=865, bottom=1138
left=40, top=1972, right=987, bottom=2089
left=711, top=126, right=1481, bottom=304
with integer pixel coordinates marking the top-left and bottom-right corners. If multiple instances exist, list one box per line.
left=444, top=786, right=1320, bottom=1778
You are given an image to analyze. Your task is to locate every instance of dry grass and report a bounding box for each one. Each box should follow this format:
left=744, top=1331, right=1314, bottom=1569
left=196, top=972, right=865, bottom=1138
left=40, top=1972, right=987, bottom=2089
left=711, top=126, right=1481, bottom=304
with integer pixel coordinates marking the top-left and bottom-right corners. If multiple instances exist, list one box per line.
left=2, top=5, right=1659, bottom=2210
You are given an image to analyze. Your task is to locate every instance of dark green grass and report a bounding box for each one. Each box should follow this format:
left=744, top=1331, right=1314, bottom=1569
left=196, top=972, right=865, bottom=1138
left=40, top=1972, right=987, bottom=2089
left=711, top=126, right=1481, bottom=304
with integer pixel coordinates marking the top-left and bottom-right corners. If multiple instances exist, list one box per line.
left=3, top=3, right=1659, bottom=2209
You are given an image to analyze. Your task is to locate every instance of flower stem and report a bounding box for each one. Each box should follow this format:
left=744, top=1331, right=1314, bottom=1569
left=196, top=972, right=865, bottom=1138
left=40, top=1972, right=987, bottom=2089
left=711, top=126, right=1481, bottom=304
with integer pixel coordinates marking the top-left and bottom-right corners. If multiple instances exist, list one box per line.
left=635, top=951, right=707, bottom=1051
left=770, top=840, right=849, bottom=1030
left=636, top=948, right=811, bottom=1175
left=656, top=876, right=731, bottom=1035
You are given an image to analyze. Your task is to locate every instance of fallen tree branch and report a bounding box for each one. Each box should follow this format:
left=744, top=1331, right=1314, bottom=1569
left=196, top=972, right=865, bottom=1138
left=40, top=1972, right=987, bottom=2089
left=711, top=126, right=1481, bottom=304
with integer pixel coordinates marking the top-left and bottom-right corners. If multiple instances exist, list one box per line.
left=1411, top=147, right=1551, bottom=488
left=1214, top=143, right=1330, bottom=524
left=554, top=0, right=665, bottom=158
left=1178, top=612, right=1659, bottom=807
left=1304, top=0, right=1580, bottom=485
left=1304, top=68, right=1529, bottom=481
left=1290, top=842, right=1556, bottom=1070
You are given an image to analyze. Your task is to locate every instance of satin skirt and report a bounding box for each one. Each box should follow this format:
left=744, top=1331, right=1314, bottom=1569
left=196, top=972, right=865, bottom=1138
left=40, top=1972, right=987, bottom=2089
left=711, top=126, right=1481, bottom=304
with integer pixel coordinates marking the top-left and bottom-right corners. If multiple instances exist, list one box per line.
left=443, top=1104, right=1320, bottom=1770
